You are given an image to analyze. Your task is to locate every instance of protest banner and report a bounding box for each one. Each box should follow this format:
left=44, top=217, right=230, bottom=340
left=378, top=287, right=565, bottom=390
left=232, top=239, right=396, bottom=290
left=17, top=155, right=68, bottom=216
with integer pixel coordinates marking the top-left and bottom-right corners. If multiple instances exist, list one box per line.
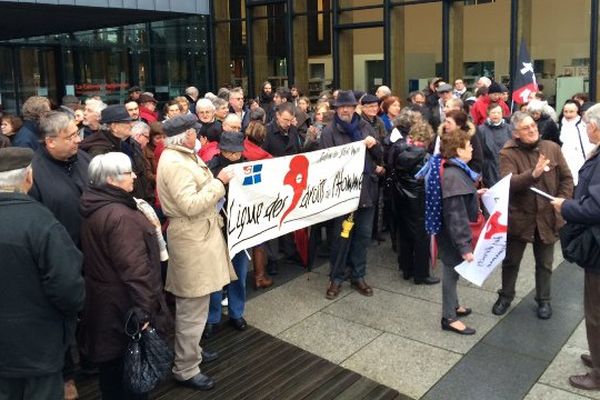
left=226, top=142, right=366, bottom=256
left=454, top=174, right=511, bottom=286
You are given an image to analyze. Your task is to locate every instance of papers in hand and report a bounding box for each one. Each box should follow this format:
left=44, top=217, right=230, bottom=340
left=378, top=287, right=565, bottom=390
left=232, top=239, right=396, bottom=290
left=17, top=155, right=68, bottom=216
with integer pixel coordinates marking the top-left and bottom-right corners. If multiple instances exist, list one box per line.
left=530, top=187, right=556, bottom=201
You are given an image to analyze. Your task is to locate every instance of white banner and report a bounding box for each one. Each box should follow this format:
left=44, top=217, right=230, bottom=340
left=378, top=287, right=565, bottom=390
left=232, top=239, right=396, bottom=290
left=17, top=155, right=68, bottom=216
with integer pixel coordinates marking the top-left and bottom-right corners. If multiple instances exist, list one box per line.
left=454, top=174, right=512, bottom=286
left=226, top=142, right=366, bottom=256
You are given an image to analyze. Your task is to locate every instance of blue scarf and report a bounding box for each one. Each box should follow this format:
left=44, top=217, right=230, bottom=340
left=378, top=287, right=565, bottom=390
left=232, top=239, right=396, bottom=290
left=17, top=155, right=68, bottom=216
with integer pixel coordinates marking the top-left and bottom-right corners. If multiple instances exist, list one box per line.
left=335, top=113, right=363, bottom=142
left=449, top=157, right=480, bottom=182
left=415, top=153, right=443, bottom=235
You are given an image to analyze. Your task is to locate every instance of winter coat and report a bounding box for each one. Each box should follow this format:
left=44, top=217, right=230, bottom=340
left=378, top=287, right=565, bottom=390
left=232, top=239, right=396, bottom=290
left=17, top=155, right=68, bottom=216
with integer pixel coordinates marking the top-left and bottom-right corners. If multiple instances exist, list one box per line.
left=434, top=121, right=483, bottom=174
left=470, top=96, right=511, bottom=126
left=562, top=147, right=600, bottom=225
left=387, top=141, right=429, bottom=239
left=0, top=192, right=84, bottom=377
left=29, top=147, right=91, bottom=247
left=156, top=145, right=236, bottom=298
left=143, top=145, right=157, bottom=188
left=0, top=134, right=10, bottom=148
left=199, top=141, right=220, bottom=163
left=243, top=138, right=272, bottom=161
left=559, top=117, right=594, bottom=185
left=361, top=113, right=387, bottom=143
left=12, top=120, right=40, bottom=151
left=79, top=185, right=171, bottom=363
left=262, top=121, right=302, bottom=157
left=319, top=116, right=383, bottom=208
left=476, top=119, right=513, bottom=188
left=500, top=139, right=573, bottom=244
left=437, top=161, right=479, bottom=267
left=537, top=114, right=561, bottom=145
left=139, top=105, right=158, bottom=124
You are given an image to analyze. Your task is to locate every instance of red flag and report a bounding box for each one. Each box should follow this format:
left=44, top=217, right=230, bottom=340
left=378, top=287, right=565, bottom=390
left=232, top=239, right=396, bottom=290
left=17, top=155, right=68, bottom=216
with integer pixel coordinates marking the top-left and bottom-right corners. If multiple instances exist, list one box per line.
left=512, top=40, right=539, bottom=105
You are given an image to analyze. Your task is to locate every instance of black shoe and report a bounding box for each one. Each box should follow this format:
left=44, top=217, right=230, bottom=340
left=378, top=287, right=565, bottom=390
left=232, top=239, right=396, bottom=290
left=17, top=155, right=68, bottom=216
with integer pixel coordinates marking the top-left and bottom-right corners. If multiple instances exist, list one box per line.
left=179, top=372, right=215, bottom=391
left=229, top=317, right=247, bottom=331
left=402, top=270, right=412, bottom=281
left=456, top=307, right=472, bottom=317
left=537, top=302, right=552, bottom=320
left=267, top=261, right=279, bottom=276
left=492, top=297, right=511, bottom=316
left=441, top=318, right=476, bottom=335
left=414, top=276, right=440, bottom=285
left=202, top=323, right=215, bottom=339
left=201, top=349, right=219, bottom=363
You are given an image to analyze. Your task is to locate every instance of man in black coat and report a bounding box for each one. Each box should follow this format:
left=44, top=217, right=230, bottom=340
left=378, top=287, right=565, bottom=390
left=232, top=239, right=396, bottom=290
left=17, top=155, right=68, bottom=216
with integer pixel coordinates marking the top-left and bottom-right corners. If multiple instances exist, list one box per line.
left=30, top=111, right=91, bottom=247
left=262, top=102, right=302, bottom=157
left=0, top=147, right=85, bottom=399
left=319, top=90, right=383, bottom=300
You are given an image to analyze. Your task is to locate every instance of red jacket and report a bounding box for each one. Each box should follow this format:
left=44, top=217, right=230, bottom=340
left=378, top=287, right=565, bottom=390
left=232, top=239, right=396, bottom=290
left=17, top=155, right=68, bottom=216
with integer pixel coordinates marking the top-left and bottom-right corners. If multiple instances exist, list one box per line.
left=470, top=96, right=511, bottom=126
left=140, top=106, right=158, bottom=124
left=199, top=141, right=220, bottom=162
left=243, top=138, right=272, bottom=161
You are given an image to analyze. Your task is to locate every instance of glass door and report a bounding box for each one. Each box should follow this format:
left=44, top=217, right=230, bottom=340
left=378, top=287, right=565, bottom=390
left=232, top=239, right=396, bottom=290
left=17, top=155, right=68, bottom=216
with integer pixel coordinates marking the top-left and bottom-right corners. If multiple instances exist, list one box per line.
left=18, top=47, right=58, bottom=107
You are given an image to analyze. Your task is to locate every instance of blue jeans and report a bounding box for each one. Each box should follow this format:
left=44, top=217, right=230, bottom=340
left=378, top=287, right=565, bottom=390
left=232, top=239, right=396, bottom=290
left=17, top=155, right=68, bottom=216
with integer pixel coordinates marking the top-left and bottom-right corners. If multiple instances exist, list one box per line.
left=208, top=251, right=249, bottom=323
left=329, top=207, right=375, bottom=284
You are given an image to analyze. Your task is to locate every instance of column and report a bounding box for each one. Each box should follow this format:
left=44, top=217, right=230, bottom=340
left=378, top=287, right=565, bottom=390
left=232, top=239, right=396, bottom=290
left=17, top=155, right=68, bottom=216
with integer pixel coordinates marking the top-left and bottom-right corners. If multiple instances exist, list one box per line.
left=390, top=6, right=406, bottom=98
left=213, top=0, right=231, bottom=87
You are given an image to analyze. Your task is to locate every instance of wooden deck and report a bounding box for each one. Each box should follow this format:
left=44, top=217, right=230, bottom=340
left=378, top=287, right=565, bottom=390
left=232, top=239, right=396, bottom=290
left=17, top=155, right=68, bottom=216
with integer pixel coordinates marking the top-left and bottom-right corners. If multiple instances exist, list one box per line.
left=77, top=322, right=409, bottom=400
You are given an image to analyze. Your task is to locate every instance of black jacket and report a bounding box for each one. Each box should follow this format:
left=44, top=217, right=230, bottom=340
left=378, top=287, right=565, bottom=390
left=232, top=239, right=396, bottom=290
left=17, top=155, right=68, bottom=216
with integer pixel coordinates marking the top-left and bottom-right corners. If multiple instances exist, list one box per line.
left=262, top=121, right=302, bottom=157
left=79, top=185, right=171, bottom=363
left=437, top=161, right=479, bottom=266
left=29, top=148, right=91, bottom=247
left=476, top=120, right=512, bottom=188
left=12, top=120, right=40, bottom=151
left=0, top=193, right=84, bottom=377
left=319, top=115, right=383, bottom=208
left=562, top=149, right=600, bottom=225
left=537, top=114, right=561, bottom=146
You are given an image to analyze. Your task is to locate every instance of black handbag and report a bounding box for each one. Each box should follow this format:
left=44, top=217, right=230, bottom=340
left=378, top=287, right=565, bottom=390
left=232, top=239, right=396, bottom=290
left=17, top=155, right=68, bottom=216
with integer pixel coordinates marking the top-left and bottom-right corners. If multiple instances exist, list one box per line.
left=122, top=308, right=174, bottom=394
left=559, top=222, right=600, bottom=270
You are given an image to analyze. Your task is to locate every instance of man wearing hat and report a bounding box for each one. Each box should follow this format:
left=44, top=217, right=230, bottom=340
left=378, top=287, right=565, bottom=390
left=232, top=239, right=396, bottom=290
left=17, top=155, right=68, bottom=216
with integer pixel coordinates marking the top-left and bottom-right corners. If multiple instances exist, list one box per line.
left=157, top=114, right=236, bottom=391
left=471, top=80, right=511, bottom=126
left=80, top=104, right=152, bottom=202
left=205, top=131, right=250, bottom=336
left=320, top=90, right=384, bottom=300
left=128, top=85, right=142, bottom=102
left=360, top=94, right=387, bottom=142
left=139, top=93, right=159, bottom=124
left=0, top=147, right=85, bottom=400
left=430, top=83, right=455, bottom=130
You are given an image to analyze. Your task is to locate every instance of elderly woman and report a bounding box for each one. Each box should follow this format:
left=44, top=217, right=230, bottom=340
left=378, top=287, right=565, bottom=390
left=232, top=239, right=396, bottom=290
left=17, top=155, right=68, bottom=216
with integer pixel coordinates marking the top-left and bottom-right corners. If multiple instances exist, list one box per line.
left=157, top=114, right=236, bottom=390
left=79, top=152, right=171, bottom=400
left=213, top=98, right=230, bottom=122
left=476, top=103, right=513, bottom=188
left=435, top=129, right=480, bottom=335
left=196, top=98, right=223, bottom=162
left=380, top=96, right=402, bottom=133
left=527, top=99, right=560, bottom=145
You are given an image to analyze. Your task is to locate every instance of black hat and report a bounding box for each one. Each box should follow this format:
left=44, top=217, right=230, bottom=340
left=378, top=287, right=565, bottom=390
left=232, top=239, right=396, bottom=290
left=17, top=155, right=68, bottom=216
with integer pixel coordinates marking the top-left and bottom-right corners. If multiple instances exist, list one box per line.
left=101, top=105, right=133, bottom=124
left=353, top=90, right=366, bottom=102
left=360, top=94, right=379, bottom=105
left=218, top=131, right=245, bottom=152
left=334, top=90, right=358, bottom=107
left=128, top=86, right=142, bottom=94
left=0, top=147, right=33, bottom=172
left=488, top=81, right=503, bottom=94
left=138, top=94, right=157, bottom=104
left=163, top=114, right=201, bottom=137
left=436, top=83, right=453, bottom=93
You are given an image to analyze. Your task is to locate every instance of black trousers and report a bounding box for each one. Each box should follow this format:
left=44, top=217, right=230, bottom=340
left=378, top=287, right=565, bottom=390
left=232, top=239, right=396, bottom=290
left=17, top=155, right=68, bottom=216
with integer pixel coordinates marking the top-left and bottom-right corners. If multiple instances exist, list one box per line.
left=0, top=372, right=62, bottom=400
left=98, top=357, right=148, bottom=400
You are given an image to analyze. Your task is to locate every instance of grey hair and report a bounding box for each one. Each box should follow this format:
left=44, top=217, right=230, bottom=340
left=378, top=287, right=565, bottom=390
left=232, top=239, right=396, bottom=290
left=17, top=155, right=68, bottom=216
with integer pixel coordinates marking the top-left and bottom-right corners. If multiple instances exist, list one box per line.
left=185, top=86, right=199, bottom=99
left=446, top=98, right=463, bottom=110
left=585, top=103, right=600, bottom=127
left=39, top=111, right=72, bottom=138
left=88, top=152, right=132, bottom=186
left=477, top=77, right=492, bottom=87
left=204, top=92, right=217, bottom=101
left=130, top=121, right=150, bottom=137
left=527, top=99, right=558, bottom=122
left=21, top=96, right=50, bottom=121
left=393, top=107, right=421, bottom=131
left=0, top=165, right=31, bottom=191
left=164, top=128, right=195, bottom=147
left=377, top=85, right=392, bottom=96
left=229, top=87, right=244, bottom=97
left=223, top=113, right=242, bottom=127
left=196, top=98, right=216, bottom=113
left=212, top=98, right=228, bottom=109
left=85, top=98, right=107, bottom=116
left=510, top=111, right=532, bottom=128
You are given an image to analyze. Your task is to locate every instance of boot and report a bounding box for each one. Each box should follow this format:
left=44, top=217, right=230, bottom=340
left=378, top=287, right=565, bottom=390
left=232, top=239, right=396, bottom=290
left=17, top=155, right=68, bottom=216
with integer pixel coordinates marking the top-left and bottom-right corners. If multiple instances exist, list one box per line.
left=252, top=247, right=273, bottom=289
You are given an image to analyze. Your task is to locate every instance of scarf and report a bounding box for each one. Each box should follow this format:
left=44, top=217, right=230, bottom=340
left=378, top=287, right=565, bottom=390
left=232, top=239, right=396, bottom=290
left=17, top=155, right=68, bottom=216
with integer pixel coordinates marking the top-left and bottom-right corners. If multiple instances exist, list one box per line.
left=134, top=197, right=169, bottom=262
left=449, top=157, right=480, bottom=182
left=415, top=153, right=443, bottom=235
left=486, top=118, right=504, bottom=127
left=335, top=113, right=363, bottom=142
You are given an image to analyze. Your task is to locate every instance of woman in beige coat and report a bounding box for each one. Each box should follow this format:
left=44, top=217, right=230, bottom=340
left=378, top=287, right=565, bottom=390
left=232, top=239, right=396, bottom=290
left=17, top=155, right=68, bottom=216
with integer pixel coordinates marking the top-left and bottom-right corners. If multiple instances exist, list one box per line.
left=157, top=114, right=236, bottom=391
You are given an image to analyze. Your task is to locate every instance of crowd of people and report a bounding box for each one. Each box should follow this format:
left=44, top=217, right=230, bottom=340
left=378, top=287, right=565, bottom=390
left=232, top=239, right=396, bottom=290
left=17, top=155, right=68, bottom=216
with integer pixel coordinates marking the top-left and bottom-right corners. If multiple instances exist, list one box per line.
left=1, top=75, right=600, bottom=399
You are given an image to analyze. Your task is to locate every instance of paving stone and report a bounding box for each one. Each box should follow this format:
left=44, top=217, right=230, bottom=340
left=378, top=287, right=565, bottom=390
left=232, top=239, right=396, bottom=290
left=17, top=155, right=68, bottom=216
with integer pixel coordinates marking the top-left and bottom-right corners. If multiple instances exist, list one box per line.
left=278, top=312, right=383, bottom=364
left=550, top=262, right=585, bottom=311
left=567, top=321, right=589, bottom=350
left=322, top=289, right=498, bottom=354
left=245, top=272, right=350, bottom=336
left=341, top=332, right=461, bottom=399
left=423, top=343, right=548, bottom=400
left=524, top=383, right=592, bottom=400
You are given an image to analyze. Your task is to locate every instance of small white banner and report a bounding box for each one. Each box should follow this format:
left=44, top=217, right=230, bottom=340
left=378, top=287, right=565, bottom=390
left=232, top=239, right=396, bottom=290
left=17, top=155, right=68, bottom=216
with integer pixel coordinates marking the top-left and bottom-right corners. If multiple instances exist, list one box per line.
left=226, top=142, right=366, bottom=256
left=454, top=174, right=512, bottom=286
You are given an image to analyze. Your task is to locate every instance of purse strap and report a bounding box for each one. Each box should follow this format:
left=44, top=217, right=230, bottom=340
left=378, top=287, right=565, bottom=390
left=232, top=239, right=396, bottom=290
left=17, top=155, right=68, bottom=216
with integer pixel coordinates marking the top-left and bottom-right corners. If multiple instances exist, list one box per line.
left=124, top=309, right=142, bottom=341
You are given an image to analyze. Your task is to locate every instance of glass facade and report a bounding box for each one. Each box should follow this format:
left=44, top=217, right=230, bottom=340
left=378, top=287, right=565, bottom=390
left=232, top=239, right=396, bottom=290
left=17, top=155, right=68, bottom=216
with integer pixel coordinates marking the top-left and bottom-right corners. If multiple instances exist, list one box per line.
left=0, top=15, right=210, bottom=114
